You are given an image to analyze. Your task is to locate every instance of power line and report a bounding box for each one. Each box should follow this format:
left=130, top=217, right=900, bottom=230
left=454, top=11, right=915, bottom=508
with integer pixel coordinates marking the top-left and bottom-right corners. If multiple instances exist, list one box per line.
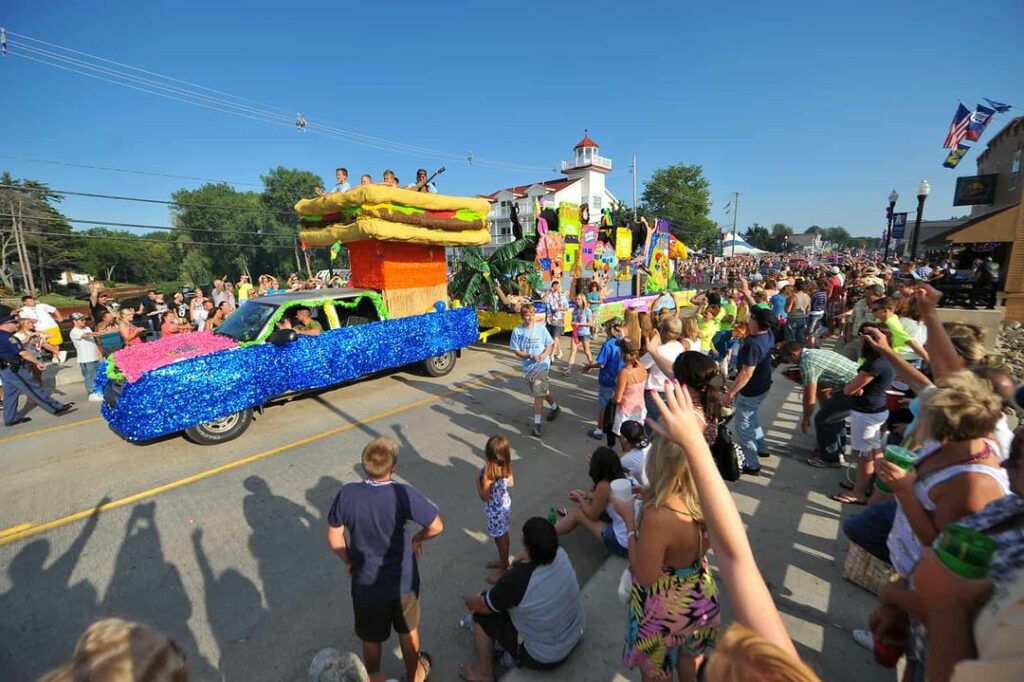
left=0, top=212, right=298, bottom=240
left=15, top=227, right=297, bottom=250
left=0, top=155, right=263, bottom=187
left=3, top=32, right=550, bottom=173
left=0, top=183, right=299, bottom=218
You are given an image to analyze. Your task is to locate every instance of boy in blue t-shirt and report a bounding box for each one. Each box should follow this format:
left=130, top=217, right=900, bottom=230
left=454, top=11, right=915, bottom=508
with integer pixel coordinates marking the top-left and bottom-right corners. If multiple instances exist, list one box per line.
left=509, top=305, right=561, bottom=437
left=581, top=316, right=625, bottom=440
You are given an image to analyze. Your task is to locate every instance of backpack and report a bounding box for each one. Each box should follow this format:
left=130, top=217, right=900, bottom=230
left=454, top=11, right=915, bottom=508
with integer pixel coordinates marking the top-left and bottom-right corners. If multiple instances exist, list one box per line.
left=711, top=423, right=742, bottom=482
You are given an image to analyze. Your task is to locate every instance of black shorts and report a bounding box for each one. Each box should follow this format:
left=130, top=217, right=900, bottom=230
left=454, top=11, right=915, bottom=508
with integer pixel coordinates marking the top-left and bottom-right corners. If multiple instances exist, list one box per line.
left=473, top=611, right=568, bottom=670
left=546, top=324, right=566, bottom=338
left=353, top=593, right=420, bottom=643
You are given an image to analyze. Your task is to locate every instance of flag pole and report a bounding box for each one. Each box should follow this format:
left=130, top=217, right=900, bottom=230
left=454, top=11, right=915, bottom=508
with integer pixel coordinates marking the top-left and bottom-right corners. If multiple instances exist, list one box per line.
left=731, top=191, right=740, bottom=258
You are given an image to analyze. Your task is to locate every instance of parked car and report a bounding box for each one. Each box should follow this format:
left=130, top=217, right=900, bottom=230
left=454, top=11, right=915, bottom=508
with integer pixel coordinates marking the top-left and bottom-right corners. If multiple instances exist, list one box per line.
left=98, top=288, right=476, bottom=445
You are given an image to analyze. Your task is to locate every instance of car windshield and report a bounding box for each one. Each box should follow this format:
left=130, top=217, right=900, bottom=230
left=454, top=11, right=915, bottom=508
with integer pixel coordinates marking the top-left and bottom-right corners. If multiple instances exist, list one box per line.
left=215, top=301, right=278, bottom=343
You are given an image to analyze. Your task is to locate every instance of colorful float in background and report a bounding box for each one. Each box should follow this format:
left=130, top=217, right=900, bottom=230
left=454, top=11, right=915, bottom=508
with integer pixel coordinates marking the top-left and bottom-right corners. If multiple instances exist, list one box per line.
left=476, top=199, right=697, bottom=340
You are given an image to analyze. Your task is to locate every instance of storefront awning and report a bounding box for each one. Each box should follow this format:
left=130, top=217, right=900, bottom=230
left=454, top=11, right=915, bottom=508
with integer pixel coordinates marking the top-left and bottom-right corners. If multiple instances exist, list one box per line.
left=947, top=203, right=1019, bottom=243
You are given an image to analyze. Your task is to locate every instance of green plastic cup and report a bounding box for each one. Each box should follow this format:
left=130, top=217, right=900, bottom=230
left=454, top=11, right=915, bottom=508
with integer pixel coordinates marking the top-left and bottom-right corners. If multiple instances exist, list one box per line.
left=935, top=524, right=997, bottom=580
left=875, top=445, right=917, bottom=494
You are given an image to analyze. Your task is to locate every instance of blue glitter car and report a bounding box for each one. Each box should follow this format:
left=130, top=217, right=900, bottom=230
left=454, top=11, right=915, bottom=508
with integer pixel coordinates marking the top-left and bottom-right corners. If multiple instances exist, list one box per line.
left=98, top=288, right=478, bottom=445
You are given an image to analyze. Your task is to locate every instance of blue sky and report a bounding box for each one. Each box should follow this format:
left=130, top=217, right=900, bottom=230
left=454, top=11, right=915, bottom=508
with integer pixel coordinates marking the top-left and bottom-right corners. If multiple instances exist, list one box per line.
left=1, top=0, right=1022, bottom=239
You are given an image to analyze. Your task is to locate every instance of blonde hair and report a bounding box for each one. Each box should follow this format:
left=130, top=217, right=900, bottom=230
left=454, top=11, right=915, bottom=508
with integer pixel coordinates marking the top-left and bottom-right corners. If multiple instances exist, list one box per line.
left=949, top=334, right=987, bottom=366
left=39, top=618, right=189, bottom=682
left=660, top=317, right=682, bottom=342
left=624, top=308, right=641, bottom=347
left=680, top=317, right=700, bottom=341
left=641, top=438, right=702, bottom=523
left=943, top=321, right=987, bottom=344
left=362, top=437, right=399, bottom=478
left=919, top=371, right=1002, bottom=444
left=704, top=624, right=820, bottom=682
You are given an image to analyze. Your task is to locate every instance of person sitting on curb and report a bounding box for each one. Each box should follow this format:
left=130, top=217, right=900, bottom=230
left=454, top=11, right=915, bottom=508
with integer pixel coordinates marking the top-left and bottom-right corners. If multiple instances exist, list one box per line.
left=459, top=517, right=585, bottom=681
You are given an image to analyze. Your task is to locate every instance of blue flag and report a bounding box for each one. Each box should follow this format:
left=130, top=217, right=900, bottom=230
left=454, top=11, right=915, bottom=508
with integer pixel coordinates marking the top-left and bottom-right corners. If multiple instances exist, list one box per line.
left=966, top=105, right=995, bottom=141
left=984, top=98, right=1013, bottom=114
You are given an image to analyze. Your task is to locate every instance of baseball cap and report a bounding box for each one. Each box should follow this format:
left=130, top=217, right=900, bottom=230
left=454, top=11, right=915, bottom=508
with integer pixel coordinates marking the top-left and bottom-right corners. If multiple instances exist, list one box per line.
left=749, top=306, right=779, bottom=330
left=70, top=312, right=87, bottom=321
left=831, top=266, right=840, bottom=273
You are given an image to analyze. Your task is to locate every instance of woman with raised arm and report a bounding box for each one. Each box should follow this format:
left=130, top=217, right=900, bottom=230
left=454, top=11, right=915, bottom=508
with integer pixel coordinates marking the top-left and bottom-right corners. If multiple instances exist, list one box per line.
left=613, top=382, right=820, bottom=681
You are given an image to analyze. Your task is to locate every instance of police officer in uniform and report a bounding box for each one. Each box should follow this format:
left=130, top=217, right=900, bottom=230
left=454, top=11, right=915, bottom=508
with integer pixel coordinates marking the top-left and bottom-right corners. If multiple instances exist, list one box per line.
left=0, top=305, right=74, bottom=426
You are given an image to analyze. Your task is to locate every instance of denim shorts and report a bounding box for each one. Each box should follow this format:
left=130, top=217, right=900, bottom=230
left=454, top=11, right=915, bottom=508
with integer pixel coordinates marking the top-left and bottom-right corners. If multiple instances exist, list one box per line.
left=601, top=523, right=628, bottom=557
left=598, top=384, right=616, bottom=409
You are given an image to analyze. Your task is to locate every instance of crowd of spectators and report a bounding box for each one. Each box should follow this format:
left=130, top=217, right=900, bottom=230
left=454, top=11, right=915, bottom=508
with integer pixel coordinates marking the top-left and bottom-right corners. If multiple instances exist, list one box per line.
left=35, top=249, right=1023, bottom=681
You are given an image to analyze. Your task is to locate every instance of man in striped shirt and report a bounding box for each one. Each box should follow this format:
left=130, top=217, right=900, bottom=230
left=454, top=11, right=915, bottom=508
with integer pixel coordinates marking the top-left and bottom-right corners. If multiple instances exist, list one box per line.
left=784, top=344, right=860, bottom=467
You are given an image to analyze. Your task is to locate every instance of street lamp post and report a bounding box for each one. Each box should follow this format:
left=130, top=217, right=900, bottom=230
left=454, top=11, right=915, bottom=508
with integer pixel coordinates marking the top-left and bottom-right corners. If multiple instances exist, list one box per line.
left=883, top=189, right=898, bottom=263
left=909, top=179, right=930, bottom=259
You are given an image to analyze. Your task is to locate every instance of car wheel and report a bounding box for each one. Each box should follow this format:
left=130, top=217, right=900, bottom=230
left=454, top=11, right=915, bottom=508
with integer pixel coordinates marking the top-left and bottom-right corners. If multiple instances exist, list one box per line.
left=422, top=351, right=456, bottom=377
left=184, top=408, right=254, bottom=445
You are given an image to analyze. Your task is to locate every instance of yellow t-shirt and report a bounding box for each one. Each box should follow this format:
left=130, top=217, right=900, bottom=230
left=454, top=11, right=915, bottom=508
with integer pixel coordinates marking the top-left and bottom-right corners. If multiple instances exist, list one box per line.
left=884, top=316, right=912, bottom=350
left=237, top=283, right=253, bottom=301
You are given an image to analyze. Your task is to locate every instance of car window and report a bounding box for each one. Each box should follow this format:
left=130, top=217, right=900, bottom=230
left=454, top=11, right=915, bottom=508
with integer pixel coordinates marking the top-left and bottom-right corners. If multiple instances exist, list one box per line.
left=215, top=301, right=277, bottom=342
left=332, top=296, right=381, bottom=327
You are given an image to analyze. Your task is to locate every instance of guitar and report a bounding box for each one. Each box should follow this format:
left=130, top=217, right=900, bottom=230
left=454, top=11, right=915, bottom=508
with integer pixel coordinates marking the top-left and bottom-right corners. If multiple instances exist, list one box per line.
left=414, top=166, right=446, bottom=192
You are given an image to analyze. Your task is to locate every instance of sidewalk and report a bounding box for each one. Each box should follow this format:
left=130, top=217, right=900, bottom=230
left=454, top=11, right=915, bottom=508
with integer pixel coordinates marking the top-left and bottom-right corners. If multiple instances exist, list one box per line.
left=506, top=373, right=895, bottom=682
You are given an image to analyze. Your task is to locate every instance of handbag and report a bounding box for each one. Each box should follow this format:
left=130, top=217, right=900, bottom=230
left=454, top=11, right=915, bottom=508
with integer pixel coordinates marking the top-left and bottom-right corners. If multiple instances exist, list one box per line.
left=711, top=422, right=742, bottom=482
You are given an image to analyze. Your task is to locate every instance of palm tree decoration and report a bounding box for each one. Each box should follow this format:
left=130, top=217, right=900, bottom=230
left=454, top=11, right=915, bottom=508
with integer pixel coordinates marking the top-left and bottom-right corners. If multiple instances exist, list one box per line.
left=449, top=236, right=538, bottom=309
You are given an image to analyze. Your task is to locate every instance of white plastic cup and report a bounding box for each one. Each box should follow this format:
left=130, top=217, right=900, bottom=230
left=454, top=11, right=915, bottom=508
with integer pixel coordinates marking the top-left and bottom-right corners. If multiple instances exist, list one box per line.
left=611, top=478, right=632, bottom=501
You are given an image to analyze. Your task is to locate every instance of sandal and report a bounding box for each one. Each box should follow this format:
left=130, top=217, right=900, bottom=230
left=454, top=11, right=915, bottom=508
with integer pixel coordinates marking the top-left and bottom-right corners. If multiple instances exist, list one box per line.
left=830, top=493, right=866, bottom=505
left=556, top=507, right=568, bottom=518
left=418, top=651, right=432, bottom=680
left=838, top=480, right=854, bottom=491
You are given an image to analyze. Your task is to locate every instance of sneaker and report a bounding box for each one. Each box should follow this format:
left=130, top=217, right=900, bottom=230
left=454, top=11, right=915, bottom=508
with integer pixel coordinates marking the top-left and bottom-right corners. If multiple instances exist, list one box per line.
left=806, top=456, right=844, bottom=468
left=588, top=428, right=604, bottom=440
left=532, top=424, right=542, bottom=438
left=546, top=405, right=561, bottom=422
left=57, top=350, right=68, bottom=364
left=757, top=451, right=771, bottom=459
left=88, top=393, right=104, bottom=402
left=852, top=628, right=874, bottom=651
left=741, top=466, right=761, bottom=476
left=54, top=402, right=76, bottom=416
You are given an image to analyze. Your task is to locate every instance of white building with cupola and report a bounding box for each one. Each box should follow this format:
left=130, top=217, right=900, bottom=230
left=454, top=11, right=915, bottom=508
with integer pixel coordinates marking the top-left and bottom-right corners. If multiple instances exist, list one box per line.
left=481, top=132, right=619, bottom=250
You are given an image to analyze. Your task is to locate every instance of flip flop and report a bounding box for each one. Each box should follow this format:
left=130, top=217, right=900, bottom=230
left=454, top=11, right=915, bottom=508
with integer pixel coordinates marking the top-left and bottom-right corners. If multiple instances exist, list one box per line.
left=838, top=481, right=854, bottom=491
left=831, top=493, right=866, bottom=505
left=418, top=651, right=432, bottom=680
left=557, top=507, right=568, bottom=518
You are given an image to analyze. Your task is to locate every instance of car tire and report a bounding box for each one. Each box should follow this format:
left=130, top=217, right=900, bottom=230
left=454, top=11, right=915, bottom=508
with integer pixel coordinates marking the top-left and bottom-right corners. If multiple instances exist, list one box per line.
left=422, top=351, right=456, bottom=377
left=184, top=408, right=254, bottom=445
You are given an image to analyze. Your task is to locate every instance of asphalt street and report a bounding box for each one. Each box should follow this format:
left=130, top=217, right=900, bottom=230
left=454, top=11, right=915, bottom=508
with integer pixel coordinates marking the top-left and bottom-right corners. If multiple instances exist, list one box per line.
left=0, top=342, right=892, bottom=681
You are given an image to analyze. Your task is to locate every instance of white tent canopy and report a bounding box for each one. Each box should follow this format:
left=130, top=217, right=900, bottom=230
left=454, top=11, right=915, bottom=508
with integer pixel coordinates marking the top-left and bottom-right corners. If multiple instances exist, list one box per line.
left=721, top=233, right=765, bottom=255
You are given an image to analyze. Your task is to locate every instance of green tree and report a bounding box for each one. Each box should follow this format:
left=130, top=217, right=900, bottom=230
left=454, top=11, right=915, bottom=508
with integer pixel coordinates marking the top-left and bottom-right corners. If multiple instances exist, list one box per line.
left=180, top=247, right=214, bottom=288
left=804, top=225, right=822, bottom=235
left=640, top=164, right=716, bottom=248
left=771, top=223, right=794, bottom=251
left=821, top=226, right=852, bottom=248
left=260, top=166, right=323, bottom=276
left=743, top=223, right=773, bottom=250
left=449, top=237, right=537, bottom=309
left=0, top=172, right=75, bottom=294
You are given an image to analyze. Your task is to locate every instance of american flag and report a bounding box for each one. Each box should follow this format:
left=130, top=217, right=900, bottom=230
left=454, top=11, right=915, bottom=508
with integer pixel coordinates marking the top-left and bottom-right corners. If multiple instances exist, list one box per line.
left=944, top=103, right=973, bottom=149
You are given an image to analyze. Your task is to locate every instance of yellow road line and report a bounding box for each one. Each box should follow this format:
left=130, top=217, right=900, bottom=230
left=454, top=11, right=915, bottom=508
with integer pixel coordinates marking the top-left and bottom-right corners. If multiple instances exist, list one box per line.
left=0, top=522, right=33, bottom=538
left=0, top=371, right=510, bottom=548
left=0, top=416, right=104, bottom=446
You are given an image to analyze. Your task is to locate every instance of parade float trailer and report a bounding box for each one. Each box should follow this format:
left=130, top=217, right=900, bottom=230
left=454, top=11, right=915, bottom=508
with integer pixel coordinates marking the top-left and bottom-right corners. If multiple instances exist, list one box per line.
left=98, top=186, right=489, bottom=445
left=475, top=205, right=699, bottom=340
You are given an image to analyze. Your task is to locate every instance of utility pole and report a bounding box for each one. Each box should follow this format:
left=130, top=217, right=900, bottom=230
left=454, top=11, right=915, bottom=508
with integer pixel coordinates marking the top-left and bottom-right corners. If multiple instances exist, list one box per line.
left=730, top=191, right=740, bottom=258
left=631, top=154, right=638, bottom=222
